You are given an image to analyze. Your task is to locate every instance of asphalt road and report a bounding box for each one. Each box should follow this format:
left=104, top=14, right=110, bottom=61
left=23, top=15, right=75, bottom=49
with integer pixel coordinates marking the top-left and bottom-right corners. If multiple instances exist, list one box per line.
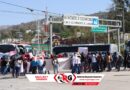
left=0, top=70, right=130, bottom=90
left=0, top=59, right=130, bottom=90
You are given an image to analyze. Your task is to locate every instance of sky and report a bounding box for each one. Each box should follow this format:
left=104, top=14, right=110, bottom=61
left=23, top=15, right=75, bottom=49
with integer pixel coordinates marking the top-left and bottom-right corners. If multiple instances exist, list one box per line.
left=0, top=0, right=112, bottom=25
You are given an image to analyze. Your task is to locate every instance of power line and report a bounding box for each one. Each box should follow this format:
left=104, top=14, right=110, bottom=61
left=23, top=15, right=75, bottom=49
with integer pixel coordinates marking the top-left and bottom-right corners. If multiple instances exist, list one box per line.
left=0, top=10, right=43, bottom=15
left=0, top=0, right=62, bottom=15
left=0, top=0, right=42, bottom=12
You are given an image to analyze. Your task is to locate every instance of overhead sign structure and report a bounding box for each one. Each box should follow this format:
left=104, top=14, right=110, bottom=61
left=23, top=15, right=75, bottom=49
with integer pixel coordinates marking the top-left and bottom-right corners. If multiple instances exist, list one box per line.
left=63, top=15, right=99, bottom=27
left=91, top=26, right=107, bottom=33
left=49, top=16, right=63, bottom=23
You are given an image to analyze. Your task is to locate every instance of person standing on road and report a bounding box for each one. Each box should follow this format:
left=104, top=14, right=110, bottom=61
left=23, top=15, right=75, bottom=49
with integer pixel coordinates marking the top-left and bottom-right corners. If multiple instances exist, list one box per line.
left=14, top=59, right=21, bottom=78
left=80, top=52, right=86, bottom=72
left=75, top=53, right=81, bottom=74
left=112, top=52, right=118, bottom=68
left=87, top=52, right=92, bottom=72
left=23, top=59, right=27, bottom=75
left=106, top=52, right=112, bottom=71
left=37, top=56, right=44, bottom=74
left=71, top=53, right=77, bottom=73
left=22, top=53, right=31, bottom=74
left=52, top=56, right=59, bottom=74
left=1, top=56, right=8, bottom=75
left=91, top=54, right=98, bottom=72
left=126, top=52, right=130, bottom=70
left=102, top=52, right=107, bottom=71
left=116, top=53, right=123, bottom=71
left=123, top=50, right=128, bottom=70
left=30, top=56, right=38, bottom=74
left=10, top=56, right=15, bottom=77
left=10, top=55, right=21, bottom=78
left=97, top=52, right=103, bottom=72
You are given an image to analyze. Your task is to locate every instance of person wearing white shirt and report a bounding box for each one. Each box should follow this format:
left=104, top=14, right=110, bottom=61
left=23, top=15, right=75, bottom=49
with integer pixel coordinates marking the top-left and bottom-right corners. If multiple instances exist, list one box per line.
left=71, top=53, right=77, bottom=73
left=75, top=53, right=81, bottom=74
left=92, top=54, right=98, bottom=72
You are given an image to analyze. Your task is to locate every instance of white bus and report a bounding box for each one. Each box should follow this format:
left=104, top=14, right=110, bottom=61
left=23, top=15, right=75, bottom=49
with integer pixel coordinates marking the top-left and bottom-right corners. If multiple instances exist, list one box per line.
left=53, top=44, right=118, bottom=54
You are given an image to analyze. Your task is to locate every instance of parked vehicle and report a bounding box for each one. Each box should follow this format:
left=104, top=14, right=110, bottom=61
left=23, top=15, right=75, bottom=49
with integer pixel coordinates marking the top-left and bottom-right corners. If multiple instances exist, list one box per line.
left=0, top=44, right=21, bottom=61
left=17, top=44, right=33, bottom=60
left=53, top=44, right=118, bottom=54
left=17, top=44, right=33, bottom=54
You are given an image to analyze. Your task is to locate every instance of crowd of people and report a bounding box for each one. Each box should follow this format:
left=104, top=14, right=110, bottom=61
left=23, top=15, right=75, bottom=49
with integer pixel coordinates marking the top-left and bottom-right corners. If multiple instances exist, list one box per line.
left=70, top=51, right=130, bottom=74
left=1, top=50, right=130, bottom=78
left=0, top=53, right=47, bottom=78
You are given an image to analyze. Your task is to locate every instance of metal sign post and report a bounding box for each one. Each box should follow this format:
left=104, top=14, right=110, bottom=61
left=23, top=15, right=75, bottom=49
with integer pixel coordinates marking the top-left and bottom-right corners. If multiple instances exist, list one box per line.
left=49, top=16, right=53, bottom=55
left=94, top=33, right=96, bottom=44
left=118, top=28, right=121, bottom=53
left=48, top=14, right=122, bottom=54
left=107, top=27, right=110, bottom=44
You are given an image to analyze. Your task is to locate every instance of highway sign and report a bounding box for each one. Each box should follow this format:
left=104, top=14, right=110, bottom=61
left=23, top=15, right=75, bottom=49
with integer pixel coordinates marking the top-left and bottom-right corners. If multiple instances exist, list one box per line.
left=49, top=16, right=63, bottom=23
left=91, top=26, right=107, bottom=33
left=63, top=15, right=99, bottom=27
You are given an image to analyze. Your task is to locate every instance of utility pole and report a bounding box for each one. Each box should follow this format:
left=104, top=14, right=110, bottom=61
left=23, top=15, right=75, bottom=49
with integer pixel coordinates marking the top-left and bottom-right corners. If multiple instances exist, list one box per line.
left=108, top=27, right=110, bottom=44
left=118, top=27, right=121, bottom=53
left=49, top=16, right=53, bottom=55
left=117, top=21, right=121, bottom=53
left=45, top=7, right=49, bottom=36
left=27, top=8, right=41, bottom=55
left=94, top=33, right=96, bottom=44
left=37, top=18, right=41, bottom=55
left=122, top=1, right=125, bottom=49
left=116, top=1, right=125, bottom=49
left=43, top=7, right=50, bottom=54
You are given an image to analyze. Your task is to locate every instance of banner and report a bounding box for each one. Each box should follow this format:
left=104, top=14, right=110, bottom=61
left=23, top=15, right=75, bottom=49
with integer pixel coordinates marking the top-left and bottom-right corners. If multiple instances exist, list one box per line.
left=26, top=73, right=104, bottom=86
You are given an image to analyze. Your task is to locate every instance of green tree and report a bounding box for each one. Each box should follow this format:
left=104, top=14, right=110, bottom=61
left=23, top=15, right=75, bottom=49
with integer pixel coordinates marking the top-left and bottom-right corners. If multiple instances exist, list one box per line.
left=109, top=0, right=130, bottom=33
